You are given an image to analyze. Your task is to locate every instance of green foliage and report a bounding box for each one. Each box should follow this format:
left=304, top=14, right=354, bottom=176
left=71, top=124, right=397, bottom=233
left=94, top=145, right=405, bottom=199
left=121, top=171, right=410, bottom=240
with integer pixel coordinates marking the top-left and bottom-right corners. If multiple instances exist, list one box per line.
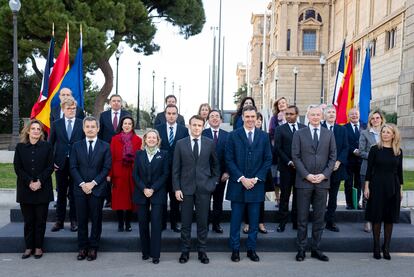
left=384, top=112, right=397, bottom=124
left=233, top=83, right=247, bottom=105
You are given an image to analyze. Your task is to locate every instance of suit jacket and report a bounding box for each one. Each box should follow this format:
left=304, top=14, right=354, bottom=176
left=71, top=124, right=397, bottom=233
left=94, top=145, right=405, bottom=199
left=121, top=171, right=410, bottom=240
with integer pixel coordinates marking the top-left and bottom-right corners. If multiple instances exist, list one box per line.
left=50, top=105, right=85, bottom=124
left=225, top=128, right=272, bottom=202
left=202, top=128, right=229, bottom=174
left=274, top=122, right=306, bottom=168
left=70, top=139, right=112, bottom=198
left=133, top=149, right=169, bottom=205
left=321, top=123, right=349, bottom=181
left=49, top=118, right=85, bottom=169
left=172, top=136, right=220, bottom=195
left=156, top=123, right=189, bottom=163
left=359, top=129, right=378, bottom=176
left=98, top=109, right=131, bottom=143
left=291, top=126, right=337, bottom=189
left=154, top=112, right=185, bottom=127
left=345, top=122, right=363, bottom=166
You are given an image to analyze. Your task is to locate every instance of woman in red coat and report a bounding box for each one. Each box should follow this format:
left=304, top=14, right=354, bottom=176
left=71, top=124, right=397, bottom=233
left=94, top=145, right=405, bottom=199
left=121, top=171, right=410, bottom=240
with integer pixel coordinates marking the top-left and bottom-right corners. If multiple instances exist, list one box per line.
left=108, top=115, right=142, bottom=231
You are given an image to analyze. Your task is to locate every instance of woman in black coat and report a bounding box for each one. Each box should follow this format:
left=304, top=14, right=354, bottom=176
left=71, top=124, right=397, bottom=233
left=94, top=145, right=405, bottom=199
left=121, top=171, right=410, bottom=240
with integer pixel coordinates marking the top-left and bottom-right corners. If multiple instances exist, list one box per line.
left=364, top=124, right=403, bottom=260
left=133, top=129, right=169, bottom=264
left=13, top=119, right=54, bottom=259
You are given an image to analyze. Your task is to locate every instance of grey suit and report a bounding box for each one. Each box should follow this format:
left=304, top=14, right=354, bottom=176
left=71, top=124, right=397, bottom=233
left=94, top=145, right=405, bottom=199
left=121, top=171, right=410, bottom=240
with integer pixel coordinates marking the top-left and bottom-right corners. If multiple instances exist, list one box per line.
left=292, top=126, right=336, bottom=252
left=172, top=136, right=220, bottom=252
left=359, top=129, right=377, bottom=176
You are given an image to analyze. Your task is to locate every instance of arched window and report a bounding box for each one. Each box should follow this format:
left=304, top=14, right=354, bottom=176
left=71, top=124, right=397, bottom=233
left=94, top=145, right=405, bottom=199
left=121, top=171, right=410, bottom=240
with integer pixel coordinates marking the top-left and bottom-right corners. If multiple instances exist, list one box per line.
left=298, top=9, right=322, bottom=23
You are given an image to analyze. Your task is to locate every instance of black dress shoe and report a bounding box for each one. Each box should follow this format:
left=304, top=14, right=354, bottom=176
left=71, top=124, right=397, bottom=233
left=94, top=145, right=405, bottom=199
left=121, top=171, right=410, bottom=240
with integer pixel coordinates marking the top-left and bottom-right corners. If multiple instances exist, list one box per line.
left=51, top=222, right=63, bottom=232
left=277, top=223, right=286, bottom=233
left=258, top=227, right=268, bottom=234
left=231, top=250, right=240, bottom=262
left=212, top=224, right=223, bottom=234
left=87, top=249, right=97, bottom=261
left=311, top=250, right=329, bottom=262
left=296, top=250, right=305, bottom=261
left=34, top=253, right=43, bottom=259
left=142, top=255, right=150, bottom=260
left=247, top=250, right=260, bottom=262
left=198, top=252, right=210, bottom=264
left=77, top=249, right=87, bottom=261
left=70, top=221, right=78, bottom=232
left=125, top=224, right=132, bottom=232
left=104, top=201, right=111, bottom=208
left=152, top=258, right=160, bottom=264
left=382, top=245, right=391, bottom=260
left=21, top=250, right=32, bottom=259
left=325, top=223, right=340, bottom=232
left=171, top=225, right=181, bottom=233
left=179, top=252, right=189, bottom=263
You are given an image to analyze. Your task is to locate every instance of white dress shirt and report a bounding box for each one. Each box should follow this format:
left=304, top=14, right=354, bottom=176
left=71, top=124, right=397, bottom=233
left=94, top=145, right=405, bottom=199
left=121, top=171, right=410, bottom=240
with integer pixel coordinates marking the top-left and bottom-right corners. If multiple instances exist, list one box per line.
left=190, top=135, right=201, bottom=155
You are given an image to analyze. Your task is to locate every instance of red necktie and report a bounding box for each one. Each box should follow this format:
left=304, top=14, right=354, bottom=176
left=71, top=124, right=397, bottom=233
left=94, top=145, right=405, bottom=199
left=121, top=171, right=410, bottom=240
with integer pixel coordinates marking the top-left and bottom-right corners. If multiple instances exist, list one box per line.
left=213, top=130, right=218, bottom=144
left=113, top=112, right=118, bottom=131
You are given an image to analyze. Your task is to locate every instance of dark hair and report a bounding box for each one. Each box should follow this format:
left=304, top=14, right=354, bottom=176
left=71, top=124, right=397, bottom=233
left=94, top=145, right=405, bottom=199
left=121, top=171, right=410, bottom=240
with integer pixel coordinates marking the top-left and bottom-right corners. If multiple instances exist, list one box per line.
left=286, top=105, right=299, bottom=115
left=164, top=104, right=178, bottom=113
left=273, top=97, right=288, bottom=115
left=242, top=105, right=257, bottom=115
left=236, top=97, right=256, bottom=115
left=83, top=116, right=100, bottom=128
left=165, top=95, right=177, bottom=103
left=109, top=94, right=122, bottom=101
left=256, top=112, right=263, bottom=121
left=116, top=115, right=135, bottom=134
left=189, top=115, right=205, bottom=125
left=208, top=109, right=222, bottom=119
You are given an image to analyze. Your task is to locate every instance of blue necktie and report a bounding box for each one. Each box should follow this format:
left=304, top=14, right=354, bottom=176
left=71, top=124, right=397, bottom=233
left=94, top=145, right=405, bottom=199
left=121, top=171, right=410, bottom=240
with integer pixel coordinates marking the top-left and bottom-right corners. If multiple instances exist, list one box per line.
left=354, top=124, right=360, bottom=136
left=88, top=140, right=93, bottom=162
left=168, top=127, right=174, bottom=146
left=67, top=119, right=73, bottom=140
left=248, top=131, right=253, bottom=145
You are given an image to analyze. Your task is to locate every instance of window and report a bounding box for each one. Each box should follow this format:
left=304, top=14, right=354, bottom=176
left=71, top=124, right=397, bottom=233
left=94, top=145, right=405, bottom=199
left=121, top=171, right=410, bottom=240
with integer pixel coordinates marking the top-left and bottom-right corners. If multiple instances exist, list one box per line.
left=303, top=30, right=316, bottom=52
left=369, top=39, right=376, bottom=57
left=331, top=61, right=337, bottom=77
left=317, top=14, right=322, bottom=22
left=287, top=29, right=291, bottom=51
left=355, top=48, right=361, bottom=65
left=299, top=9, right=322, bottom=23
left=305, top=9, right=316, bottom=20
left=386, top=28, right=397, bottom=50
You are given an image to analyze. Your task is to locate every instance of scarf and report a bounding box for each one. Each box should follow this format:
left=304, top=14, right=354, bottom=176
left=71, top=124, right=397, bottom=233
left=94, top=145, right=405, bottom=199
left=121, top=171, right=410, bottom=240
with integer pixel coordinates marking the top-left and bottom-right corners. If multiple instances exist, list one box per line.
left=120, top=131, right=135, bottom=165
left=145, top=146, right=159, bottom=158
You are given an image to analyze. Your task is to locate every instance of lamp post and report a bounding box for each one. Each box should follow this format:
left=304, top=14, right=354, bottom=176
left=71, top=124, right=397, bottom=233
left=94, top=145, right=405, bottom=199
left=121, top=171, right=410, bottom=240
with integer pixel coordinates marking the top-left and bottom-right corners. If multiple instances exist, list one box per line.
left=293, top=67, right=298, bottom=105
left=115, top=46, right=123, bottom=95
left=9, top=0, right=21, bottom=150
left=172, top=81, right=175, bottom=95
left=151, top=70, right=155, bottom=125
left=178, top=85, right=182, bottom=112
left=136, top=61, right=141, bottom=130
left=163, top=77, right=167, bottom=108
left=274, top=72, right=279, bottom=100
left=319, top=54, right=326, bottom=104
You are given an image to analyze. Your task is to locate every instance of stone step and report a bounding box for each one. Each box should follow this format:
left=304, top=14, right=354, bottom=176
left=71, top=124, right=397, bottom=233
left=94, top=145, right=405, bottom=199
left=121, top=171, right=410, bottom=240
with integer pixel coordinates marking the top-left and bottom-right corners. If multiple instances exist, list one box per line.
left=9, top=202, right=412, bottom=224
left=1, top=222, right=413, bottom=253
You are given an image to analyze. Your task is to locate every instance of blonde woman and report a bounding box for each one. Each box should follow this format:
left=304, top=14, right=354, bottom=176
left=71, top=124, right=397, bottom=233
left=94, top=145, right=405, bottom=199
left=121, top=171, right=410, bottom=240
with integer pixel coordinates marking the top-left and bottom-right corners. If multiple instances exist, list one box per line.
left=364, top=124, right=403, bottom=260
left=198, top=103, right=212, bottom=128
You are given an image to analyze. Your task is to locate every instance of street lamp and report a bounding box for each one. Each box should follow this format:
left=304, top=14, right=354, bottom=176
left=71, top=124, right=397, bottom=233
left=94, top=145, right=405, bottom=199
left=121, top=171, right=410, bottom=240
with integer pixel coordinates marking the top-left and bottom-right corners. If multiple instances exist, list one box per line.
left=319, top=54, right=326, bottom=104
left=9, top=0, right=21, bottom=150
left=293, top=67, right=298, bottom=105
left=172, top=81, right=175, bottom=95
left=163, top=77, right=167, bottom=108
left=115, top=46, right=124, bottom=95
left=274, top=72, right=279, bottom=100
left=178, top=85, right=182, bottom=112
left=136, top=61, right=141, bottom=130
left=151, top=70, right=155, bottom=125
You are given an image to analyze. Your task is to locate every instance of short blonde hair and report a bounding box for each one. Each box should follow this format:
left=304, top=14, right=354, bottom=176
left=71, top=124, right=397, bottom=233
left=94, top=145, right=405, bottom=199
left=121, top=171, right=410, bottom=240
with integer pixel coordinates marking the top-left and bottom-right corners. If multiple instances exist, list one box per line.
left=60, top=96, right=77, bottom=109
left=378, top=123, right=401, bottom=156
left=142, top=129, right=161, bottom=148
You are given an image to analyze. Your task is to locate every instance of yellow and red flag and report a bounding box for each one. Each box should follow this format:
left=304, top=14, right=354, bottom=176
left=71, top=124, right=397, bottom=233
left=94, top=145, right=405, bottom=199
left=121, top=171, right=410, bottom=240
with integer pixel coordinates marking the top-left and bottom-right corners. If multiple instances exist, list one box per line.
left=335, top=44, right=354, bottom=125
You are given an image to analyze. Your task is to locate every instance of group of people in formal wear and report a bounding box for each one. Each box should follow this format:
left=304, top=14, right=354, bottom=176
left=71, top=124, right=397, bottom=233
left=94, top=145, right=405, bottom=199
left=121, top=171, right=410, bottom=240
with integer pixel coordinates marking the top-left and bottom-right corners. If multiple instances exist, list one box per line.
left=14, top=89, right=404, bottom=264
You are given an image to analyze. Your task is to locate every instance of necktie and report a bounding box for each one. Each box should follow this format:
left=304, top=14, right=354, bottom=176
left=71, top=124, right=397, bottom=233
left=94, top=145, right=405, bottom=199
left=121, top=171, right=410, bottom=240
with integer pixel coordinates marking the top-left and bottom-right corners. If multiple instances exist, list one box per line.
left=291, top=124, right=296, bottom=133
left=193, top=138, right=199, bottom=160
left=213, top=130, right=218, bottom=144
left=329, top=125, right=333, bottom=132
left=313, top=128, right=319, bottom=148
left=248, top=131, right=253, bottom=145
left=67, top=119, right=73, bottom=140
left=168, top=127, right=174, bottom=146
left=113, top=112, right=118, bottom=131
left=88, top=140, right=94, bottom=161
left=354, top=124, right=359, bottom=136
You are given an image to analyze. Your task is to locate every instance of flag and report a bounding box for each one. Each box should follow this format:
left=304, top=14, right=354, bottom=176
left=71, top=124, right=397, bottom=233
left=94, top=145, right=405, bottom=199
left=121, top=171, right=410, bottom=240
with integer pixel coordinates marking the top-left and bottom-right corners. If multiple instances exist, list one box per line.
left=31, top=31, right=70, bottom=132
left=332, top=40, right=346, bottom=106
left=359, top=47, right=371, bottom=125
left=336, top=44, right=355, bottom=125
left=30, top=37, right=55, bottom=118
left=52, top=28, right=84, bottom=109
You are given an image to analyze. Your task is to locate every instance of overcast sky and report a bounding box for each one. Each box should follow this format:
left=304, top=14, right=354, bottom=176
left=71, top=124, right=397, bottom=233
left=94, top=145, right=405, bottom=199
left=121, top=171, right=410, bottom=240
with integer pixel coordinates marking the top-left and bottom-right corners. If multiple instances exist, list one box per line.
left=91, top=0, right=269, bottom=119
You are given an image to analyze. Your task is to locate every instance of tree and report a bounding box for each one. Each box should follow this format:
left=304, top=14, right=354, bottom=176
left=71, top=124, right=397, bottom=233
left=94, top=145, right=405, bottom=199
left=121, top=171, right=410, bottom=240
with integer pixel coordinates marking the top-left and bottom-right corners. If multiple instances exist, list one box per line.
left=233, top=83, right=247, bottom=105
left=0, top=0, right=205, bottom=117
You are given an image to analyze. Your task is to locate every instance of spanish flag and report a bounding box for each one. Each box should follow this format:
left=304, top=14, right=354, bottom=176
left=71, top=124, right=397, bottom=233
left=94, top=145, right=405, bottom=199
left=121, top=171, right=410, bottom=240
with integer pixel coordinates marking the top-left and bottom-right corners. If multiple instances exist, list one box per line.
left=31, top=31, right=70, bottom=132
left=335, top=44, right=354, bottom=125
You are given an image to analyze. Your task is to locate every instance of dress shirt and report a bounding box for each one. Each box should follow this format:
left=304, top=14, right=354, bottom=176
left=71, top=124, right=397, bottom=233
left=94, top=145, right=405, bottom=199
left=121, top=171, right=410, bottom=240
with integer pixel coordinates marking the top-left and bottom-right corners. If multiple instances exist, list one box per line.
left=369, top=128, right=380, bottom=143
left=111, top=109, right=121, bottom=123
left=289, top=122, right=298, bottom=133
left=78, top=137, right=98, bottom=187
left=146, top=149, right=160, bottom=162
left=64, top=117, right=75, bottom=131
left=210, top=128, right=220, bottom=139
left=309, top=124, right=321, bottom=140
left=352, top=122, right=360, bottom=133
left=190, top=135, right=201, bottom=155
left=325, top=122, right=335, bottom=132
left=167, top=122, right=178, bottom=138
left=243, top=127, right=255, bottom=142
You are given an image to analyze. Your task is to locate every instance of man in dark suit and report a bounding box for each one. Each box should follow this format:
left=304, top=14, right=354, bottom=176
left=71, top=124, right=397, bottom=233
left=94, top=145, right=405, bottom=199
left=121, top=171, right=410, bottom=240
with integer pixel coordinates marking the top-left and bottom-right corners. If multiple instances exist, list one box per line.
left=154, top=95, right=185, bottom=126
left=173, top=115, right=220, bottom=264
left=322, top=105, right=349, bottom=232
left=70, top=116, right=112, bottom=261
left=292, top=104, right=336, bottom=262
left=49, top=97, right=85, bottom=232
left=98, top=94, right=130, bottom=207
left=344, top=108, right=363, bottom=209
left=202, top=110, right=229, bottom=234
left=50, top=88, right=85, bottom=123
left=226, top=105, right=272, bottom=263
left=274, top=105, right=306, bottom=232
left=156, top=104, right=189, bottom=232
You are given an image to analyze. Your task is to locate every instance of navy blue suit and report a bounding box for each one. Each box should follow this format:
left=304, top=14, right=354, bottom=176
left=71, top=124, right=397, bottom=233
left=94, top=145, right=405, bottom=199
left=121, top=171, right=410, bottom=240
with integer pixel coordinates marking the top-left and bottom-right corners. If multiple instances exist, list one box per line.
left=321, top=123, right=349, bottom=225
left=50, top=105, right=85, bottom=124
left=156, top=123, right=189, bottom=228
left=70, top=139, right=112, bottom=250
left=133, top=149, right=169, bottom=259
left=225, top=128, right=272, bottom=251
left=98, top=109, right=131, bottom=143
left=202, top=128, right=229, bottom=227
left=49, top=118, right=85, bottom=223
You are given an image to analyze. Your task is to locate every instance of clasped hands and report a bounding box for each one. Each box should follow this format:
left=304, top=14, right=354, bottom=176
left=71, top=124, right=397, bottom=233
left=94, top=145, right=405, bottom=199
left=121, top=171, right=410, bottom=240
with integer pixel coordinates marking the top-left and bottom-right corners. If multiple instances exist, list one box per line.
left=29, top=180, right=41, bottom=191
left=305, top=174, right=326, bottom=184
left=81, top=182, right=95, bottom=194
left=241, top=177, right=257, bottom=190
left=143, top=188, right=154, bottom=198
